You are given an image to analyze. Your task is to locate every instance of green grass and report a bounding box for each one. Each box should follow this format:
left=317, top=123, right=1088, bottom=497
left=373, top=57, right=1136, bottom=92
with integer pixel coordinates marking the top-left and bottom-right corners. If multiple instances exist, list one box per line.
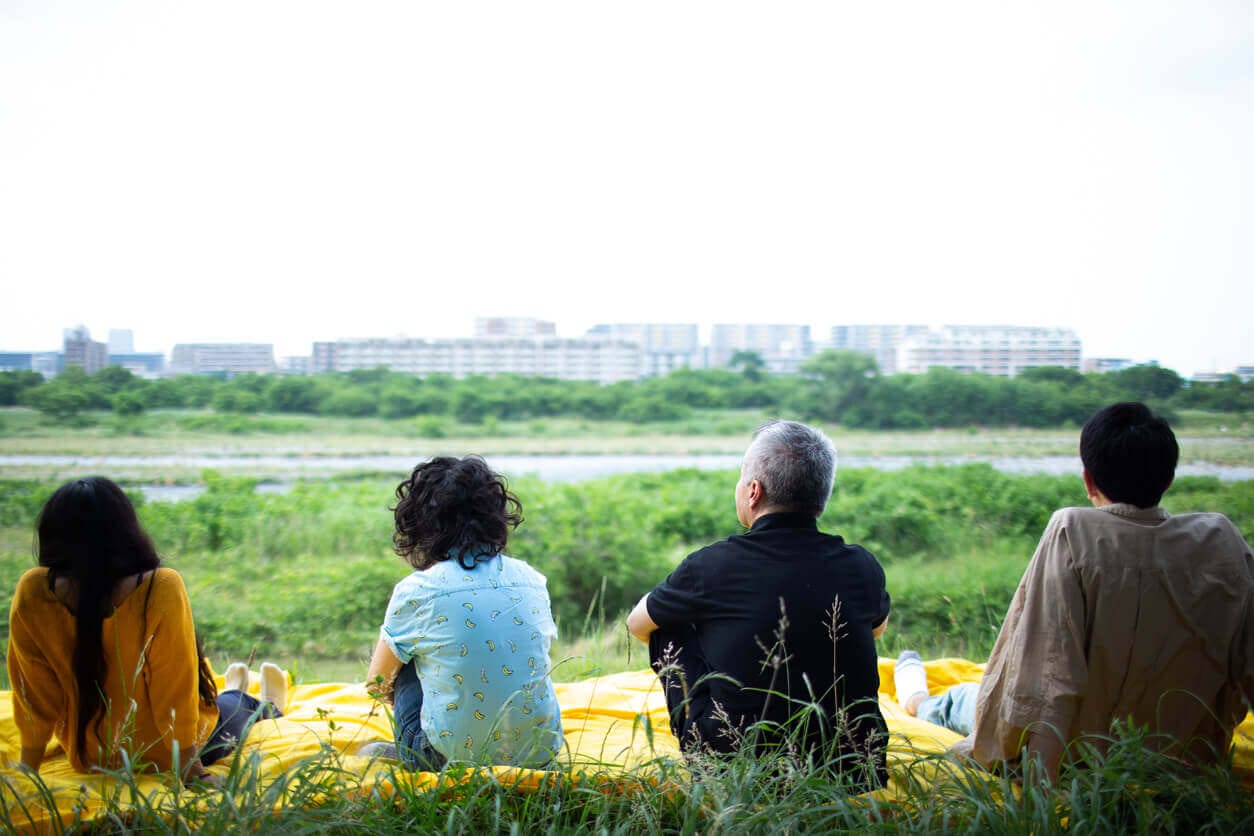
left=2, top=463, right=1252, bottom=832
left=2, top=407, right=1250, bottom=469
left=2, top=710, right=1250, bottom=834
left=2, top=467, right=1250, bottom=686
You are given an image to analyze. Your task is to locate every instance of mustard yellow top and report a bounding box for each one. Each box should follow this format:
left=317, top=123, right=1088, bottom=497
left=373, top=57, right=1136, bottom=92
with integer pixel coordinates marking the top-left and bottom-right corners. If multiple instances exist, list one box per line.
left=6, top=566, right=219, bottom=773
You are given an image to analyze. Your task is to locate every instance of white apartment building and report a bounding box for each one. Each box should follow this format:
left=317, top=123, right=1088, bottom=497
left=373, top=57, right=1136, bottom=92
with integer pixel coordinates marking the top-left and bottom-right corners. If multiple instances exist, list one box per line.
left=585, top=323, right=703, bottom=377
left=899, top=326, right=1082, bottom=376
left=474, top=317, right=557, bottom=339
left=830, top=324, right=930, bottom=375
left=312, top=337, right=642, bottom=384
left=1193, top=366, right=1254, bottom=384
left=169, top=343, right=277, bottom=376
left=709, top=323, right=813, bottom=375
left=109, top=353, right=165, bottom=378
left=1083, top=357, right=1135, bottom=374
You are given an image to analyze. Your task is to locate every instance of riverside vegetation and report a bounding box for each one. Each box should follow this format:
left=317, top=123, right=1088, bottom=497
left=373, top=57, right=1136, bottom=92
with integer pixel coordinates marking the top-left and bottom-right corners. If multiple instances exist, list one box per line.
left=1, top=467, right=1252, bottom=833
left=2, top=465, right=1250, bottom=684
left=2, top=394, right=1252, bottom=832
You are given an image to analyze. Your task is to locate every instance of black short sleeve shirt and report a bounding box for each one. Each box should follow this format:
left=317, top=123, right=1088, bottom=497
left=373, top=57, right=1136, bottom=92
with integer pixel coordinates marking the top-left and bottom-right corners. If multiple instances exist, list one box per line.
left=645, top=512, right=890, bottom=769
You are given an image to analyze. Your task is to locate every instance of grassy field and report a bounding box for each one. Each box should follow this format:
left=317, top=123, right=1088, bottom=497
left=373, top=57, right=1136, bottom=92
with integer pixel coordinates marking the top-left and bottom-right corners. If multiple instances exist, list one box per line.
left=2, top=413, right=1252, bottom=833
left=1, top=407, right=1251, bottom=472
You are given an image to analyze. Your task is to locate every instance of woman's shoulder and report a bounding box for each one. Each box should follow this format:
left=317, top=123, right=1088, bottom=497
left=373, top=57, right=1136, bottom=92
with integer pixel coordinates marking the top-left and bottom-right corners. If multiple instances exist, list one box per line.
left=145, top=566, right=190, bottom=600
left=149, top=565, right=186, bottom=585
left=14, top=566, right=51, bottom=598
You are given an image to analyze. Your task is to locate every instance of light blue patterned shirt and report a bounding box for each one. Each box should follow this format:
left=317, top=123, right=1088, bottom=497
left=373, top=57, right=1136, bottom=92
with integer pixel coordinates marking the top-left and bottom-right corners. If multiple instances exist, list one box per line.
left=380, top=554, right=563, bottom=766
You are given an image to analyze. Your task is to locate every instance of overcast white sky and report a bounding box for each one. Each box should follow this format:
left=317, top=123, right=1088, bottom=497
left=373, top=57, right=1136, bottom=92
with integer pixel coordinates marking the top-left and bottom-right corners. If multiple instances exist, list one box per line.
left=2, top=1, right=1251, bottom=376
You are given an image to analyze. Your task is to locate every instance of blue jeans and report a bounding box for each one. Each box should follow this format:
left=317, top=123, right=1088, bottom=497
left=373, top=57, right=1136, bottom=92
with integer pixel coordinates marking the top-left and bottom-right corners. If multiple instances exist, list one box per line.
left=200, top=690, right=283, bottom=766
left=391, top=662, right=447, bottom=771
left=916, top=682, right=979, bottom=736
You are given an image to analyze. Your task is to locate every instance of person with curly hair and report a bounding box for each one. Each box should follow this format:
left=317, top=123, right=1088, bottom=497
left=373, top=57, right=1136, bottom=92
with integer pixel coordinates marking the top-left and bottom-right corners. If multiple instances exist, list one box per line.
left=362, top=456, right=563, bottom=771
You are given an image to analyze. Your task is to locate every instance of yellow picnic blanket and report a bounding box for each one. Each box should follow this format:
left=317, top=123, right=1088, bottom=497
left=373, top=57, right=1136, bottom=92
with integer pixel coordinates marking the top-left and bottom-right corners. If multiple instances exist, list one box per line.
left=2, top=658, right=1251, bottom=832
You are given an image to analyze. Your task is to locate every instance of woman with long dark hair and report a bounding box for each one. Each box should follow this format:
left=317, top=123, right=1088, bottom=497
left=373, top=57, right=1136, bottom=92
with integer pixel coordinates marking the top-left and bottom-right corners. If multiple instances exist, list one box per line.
left=7, top=477, right=286, bottom=785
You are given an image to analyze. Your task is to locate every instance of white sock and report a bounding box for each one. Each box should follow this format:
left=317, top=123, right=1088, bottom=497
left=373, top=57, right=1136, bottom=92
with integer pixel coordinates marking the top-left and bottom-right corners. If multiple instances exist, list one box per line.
left=260, top=662, right=288, bottom=711
left=224, top=662, right=249, bottom=693
left=894, top=650, right=929, bottom=706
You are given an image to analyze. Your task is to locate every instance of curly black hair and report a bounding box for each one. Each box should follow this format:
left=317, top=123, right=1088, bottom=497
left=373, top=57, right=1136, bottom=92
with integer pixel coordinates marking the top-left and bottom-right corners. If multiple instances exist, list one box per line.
left=391, top=456, right=523, bottom=570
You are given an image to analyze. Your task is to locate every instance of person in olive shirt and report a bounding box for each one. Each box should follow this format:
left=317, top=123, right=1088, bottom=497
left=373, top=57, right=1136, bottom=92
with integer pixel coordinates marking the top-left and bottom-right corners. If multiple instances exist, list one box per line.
left=627, top=419, right=891, bottom=788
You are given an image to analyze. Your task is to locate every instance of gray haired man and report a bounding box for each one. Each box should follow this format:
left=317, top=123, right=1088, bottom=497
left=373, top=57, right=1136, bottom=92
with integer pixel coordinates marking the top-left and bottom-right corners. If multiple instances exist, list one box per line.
left=627, top=419, right=891, bottom=788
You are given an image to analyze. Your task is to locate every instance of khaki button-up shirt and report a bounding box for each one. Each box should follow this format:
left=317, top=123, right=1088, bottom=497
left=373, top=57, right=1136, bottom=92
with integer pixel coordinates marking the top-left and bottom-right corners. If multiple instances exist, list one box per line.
left=966, top=503, right=1254, bottom=768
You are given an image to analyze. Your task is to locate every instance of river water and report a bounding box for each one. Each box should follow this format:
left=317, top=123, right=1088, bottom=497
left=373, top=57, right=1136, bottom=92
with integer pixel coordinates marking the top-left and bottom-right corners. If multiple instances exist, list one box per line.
left=1, top=453, right=1250, bottom=502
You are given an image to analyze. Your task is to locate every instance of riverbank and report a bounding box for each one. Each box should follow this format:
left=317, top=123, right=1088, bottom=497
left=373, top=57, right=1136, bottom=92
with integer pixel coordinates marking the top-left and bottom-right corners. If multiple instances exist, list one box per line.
left=1, top=408, right=1250, bottom=483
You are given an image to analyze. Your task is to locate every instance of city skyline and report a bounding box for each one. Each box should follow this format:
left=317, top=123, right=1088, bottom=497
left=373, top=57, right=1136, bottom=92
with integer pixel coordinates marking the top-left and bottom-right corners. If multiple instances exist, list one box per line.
left=6, top=319, right=1237, bottom=381
left=2, top=2, right=1252, bottom=377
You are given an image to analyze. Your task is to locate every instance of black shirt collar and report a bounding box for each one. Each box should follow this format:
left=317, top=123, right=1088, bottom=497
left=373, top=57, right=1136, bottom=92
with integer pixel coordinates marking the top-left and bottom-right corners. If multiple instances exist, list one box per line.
left=749, top=511, right=820, bottom=533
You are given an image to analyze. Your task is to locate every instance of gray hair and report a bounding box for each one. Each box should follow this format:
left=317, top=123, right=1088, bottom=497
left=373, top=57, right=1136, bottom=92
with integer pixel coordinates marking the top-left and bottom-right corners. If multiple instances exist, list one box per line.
left=741, top=419, right=837, bottom=516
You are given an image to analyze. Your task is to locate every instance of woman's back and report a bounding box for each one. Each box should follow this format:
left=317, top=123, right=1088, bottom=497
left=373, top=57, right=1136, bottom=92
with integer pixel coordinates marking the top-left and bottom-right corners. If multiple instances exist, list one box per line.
left=7, top=566, right=218, bottom=772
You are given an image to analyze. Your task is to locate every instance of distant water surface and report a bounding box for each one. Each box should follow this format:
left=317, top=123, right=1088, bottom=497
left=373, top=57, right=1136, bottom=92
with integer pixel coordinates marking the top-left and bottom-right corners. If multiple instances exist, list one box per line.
left=1, top=453, right=1248, bottom=502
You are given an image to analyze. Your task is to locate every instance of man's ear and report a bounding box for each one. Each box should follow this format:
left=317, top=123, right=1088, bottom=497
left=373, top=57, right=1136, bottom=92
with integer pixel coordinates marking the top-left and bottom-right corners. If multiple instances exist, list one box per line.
left=746, top=478, right=763, bottom=508
left=1082, top=470, right=1099, bottom=500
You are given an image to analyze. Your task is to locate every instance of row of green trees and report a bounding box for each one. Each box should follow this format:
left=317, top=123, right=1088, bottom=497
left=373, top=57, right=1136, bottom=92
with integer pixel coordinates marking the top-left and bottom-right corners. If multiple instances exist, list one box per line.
left=1, top=351, right=1249, bottom=428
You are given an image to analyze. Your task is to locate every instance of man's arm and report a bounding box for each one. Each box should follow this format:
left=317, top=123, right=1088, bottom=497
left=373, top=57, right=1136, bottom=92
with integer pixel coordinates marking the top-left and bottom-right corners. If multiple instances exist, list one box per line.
left=969, top=512, right=1086, bottom=769
left=626, top=594, right=660, bottom=644
left=872, top=614, right=889, bottom=639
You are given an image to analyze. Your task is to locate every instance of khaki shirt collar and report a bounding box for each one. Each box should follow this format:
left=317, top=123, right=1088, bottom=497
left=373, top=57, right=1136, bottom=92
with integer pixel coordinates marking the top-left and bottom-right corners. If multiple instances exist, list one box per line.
left=1098, top=502, right=1170, bottom=522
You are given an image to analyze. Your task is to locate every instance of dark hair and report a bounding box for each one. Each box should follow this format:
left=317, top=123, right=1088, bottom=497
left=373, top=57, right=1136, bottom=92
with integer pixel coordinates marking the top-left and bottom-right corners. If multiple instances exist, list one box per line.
left=391, top=456, right=523, bottom=570
left=1080, top=402, right=1178, bottom=508
left=35, top=477, right=217, bottom=758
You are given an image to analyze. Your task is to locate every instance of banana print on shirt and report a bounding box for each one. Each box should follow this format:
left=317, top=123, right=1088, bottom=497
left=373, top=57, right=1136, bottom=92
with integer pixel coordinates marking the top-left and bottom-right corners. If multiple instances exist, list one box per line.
left=377, top=552, right=563, bottom=768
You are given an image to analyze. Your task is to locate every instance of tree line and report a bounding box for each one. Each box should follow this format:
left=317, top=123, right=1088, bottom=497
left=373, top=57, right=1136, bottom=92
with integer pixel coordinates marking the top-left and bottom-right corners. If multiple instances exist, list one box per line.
left=0, top=350, right=1248, bottom=428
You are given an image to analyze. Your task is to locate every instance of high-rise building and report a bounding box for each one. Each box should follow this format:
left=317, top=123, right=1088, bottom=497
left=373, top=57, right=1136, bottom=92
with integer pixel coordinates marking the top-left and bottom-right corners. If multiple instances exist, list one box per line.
left=709, top=323, right=813, bottom=374
left=169, top=343, right=277, bottom=376
left=585, top=323, right=703, bottom=377
left=899, top=326, right=1082, bottom=376
left=63, top=326, right=108, bottom=374
left=830, top=324, right=930, bottom=375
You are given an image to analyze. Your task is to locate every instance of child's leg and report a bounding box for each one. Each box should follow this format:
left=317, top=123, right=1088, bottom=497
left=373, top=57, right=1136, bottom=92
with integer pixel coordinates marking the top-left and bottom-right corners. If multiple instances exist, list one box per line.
left=915, top=682, right=979, bottom=736
left=893, top=650, right=929, bottom=714
left=391, top=661, right=446, bottom=771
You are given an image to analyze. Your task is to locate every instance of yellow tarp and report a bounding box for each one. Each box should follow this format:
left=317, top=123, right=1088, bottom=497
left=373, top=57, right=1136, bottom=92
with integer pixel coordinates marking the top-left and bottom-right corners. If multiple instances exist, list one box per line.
left=2, top=658, right=1251, bottom=832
